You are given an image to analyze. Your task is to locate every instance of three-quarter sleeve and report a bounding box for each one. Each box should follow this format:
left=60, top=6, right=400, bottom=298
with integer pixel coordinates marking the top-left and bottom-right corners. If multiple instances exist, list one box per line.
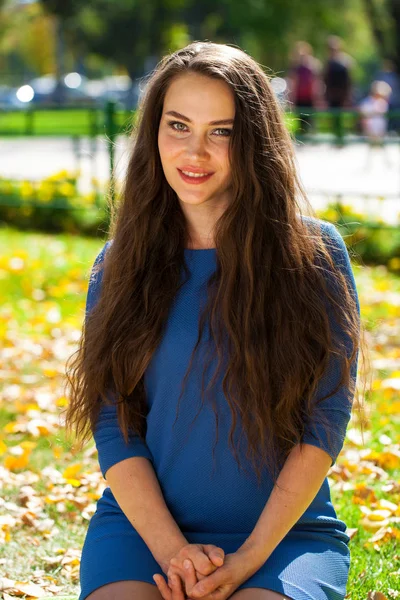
left=85, top=241, right=154, bottom=480
left=301, top=222, right=360, bottom=466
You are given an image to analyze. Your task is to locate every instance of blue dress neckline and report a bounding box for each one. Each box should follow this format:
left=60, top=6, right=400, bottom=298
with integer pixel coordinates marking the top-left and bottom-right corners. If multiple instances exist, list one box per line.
left=184, top=248, right=216, bottom=252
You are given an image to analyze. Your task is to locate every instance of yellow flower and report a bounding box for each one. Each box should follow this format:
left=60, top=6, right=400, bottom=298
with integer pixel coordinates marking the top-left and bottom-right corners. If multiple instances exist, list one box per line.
left=58, top=182, right=76, bottom=197
left=20, top=181, right=35, bottom=199
left=83, top=192, right=97, bottom=205
left=321, top=209, right=338, bottom=222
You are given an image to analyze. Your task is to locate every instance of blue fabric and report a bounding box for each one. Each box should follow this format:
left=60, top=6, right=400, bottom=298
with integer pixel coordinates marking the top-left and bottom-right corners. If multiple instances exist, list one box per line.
left=79, top=218, right=359, bottom=600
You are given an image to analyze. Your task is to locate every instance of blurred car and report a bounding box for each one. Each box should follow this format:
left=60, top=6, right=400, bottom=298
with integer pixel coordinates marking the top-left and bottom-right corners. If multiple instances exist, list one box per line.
left=0, top=85, right=33, bottom=109
left=0, top=85, right=14, bottom=108
left=86, top=75, right=144, bottom=110
left=1, top=73, right=147, bottom=111
left=25, top=73, right=95, bottom=107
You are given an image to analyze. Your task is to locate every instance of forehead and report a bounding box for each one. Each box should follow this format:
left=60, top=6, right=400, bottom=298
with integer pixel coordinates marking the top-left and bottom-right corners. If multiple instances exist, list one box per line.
left=162, top=72, right=235, bottom=120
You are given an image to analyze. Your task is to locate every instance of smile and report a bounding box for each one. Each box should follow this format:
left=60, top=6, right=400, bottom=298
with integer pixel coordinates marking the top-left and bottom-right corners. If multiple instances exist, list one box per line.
left=177, top=169, right=214, bottom=184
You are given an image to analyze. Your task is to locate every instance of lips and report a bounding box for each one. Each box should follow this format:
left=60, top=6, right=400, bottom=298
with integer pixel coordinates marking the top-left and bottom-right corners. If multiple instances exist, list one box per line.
left=179, top=166, right=214, bottom=174
left=177, top=168, right=214, bottom=185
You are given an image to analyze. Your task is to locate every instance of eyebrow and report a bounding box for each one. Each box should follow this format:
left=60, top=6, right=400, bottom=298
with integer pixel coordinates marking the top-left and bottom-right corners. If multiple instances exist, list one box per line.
left=164, top=110, right=234, bottom=126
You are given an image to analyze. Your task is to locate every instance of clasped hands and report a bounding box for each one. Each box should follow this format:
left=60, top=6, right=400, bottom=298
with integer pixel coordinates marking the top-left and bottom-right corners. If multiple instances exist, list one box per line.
left=154, top=543, right=261, bottom=600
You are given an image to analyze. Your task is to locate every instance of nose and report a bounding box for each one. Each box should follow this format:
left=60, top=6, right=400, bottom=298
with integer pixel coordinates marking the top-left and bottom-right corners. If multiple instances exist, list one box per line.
left=186, top=133, right=210, bottom=160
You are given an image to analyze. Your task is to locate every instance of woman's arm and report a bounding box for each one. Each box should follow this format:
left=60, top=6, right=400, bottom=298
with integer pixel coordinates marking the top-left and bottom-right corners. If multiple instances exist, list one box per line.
left=237, top=442, right=332, bottom=568
left=106, top=456, right=188, bottom=573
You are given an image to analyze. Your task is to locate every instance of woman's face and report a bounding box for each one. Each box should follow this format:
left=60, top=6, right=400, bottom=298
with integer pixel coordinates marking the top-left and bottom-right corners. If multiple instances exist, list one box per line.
left=158, top=72, right=235, bottom=210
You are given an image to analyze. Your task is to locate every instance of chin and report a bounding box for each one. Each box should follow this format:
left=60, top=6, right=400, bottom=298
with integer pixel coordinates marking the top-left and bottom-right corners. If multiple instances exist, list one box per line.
left=179, top=195, right=212, bottom=205
left=175, top=187, right=213, bottom=202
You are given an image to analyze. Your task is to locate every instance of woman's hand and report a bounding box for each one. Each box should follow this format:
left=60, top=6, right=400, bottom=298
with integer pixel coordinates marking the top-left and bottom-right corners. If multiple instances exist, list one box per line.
left=153, top=543, right=225, bottom=600
left=156, top=548, right=263, bottom=600
left=154, top=557, right=198, bottom=600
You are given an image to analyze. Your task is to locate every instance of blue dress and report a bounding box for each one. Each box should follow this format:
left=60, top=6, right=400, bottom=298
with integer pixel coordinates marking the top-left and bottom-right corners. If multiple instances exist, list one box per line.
left=79, top=218, right=359, bottom=600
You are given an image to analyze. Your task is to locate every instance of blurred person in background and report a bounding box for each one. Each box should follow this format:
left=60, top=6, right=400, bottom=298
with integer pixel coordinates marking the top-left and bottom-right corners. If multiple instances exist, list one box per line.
left=323, top=35, right=354, bottom=109
left=323, top=36, right=355, bottom=145
left=358, top=80, right=393, bottom=169
left=374, top=59, right=400, bottom=132
left=286, top=41, right=324, bottom=135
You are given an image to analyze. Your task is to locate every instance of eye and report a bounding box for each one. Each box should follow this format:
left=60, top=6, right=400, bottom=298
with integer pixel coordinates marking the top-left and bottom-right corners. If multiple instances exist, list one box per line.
left=213, top=128, right=232, bottom=137
left=167, top=121, right=188, bottom=132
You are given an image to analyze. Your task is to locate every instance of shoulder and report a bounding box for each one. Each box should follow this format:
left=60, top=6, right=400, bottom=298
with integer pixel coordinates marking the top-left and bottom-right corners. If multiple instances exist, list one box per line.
left=301, top=217, right=359, bottom=312
left=93, top=239, right=114, bottom=268
left=86, top=240, right=114, bottom=315
left=300, top=215, right=352, bottom=270
left=300, top=215, right=342, bottom=242
left=90, top=239, right=114, bottom=279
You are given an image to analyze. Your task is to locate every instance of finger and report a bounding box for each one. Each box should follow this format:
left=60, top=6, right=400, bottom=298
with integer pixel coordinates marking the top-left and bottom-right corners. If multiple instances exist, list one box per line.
left=210, top=555, right=224, bottom=568
left=182, top=559, right=199, bottom=596
left=193, top=549, right=218, bottom=575
left=153, top=574, right=172, bottom=600
left=190, top=575, right=218, bottom=598
left=169, top=560, right=199, bottom=597
left=168, top=560, right=186, bottom=582
left=189, top=587, right=226, bottom=600
left=169, top=573, right=186, bottom=600
left=203, top=545, right=225, bottom=567
left=189, top=570, right=224, bottom=599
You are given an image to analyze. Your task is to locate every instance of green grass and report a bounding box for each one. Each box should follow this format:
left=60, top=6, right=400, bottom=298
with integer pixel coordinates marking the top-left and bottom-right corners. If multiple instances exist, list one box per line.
left=332, top=487, right=400, bottom=598
left=0, top=108, right=135, bottom=136
left=0, top=225, right=399, bottom=600
left=0, top=226, right=103, bottom=331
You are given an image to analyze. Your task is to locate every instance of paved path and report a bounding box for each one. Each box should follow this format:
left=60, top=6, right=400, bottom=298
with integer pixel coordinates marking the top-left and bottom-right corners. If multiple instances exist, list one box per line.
left=1, top=136, right=399, bottom=223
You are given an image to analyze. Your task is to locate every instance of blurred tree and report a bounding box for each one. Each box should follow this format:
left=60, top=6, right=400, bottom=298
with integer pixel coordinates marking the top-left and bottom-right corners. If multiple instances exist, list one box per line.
left=40, top=0, right=181, bottom=106
left=0, top=1, right=56, bottom=84
left=179, top=0, right=375, bottom=91
left=74, top=0, right=168, bottom=80
left=362, top=0, right=400, bottom=73
left=40, top=0, right=82, bottom=103
left=35, top=0, right=380, bottom=101
left=19, top=3, right=56, bottom=76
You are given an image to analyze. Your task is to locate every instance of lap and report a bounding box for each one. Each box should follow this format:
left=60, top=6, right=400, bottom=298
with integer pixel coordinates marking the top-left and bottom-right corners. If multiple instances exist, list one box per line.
left=84, top=581, right=293, bottom=600
left=80, top=506, right=347, bottom=599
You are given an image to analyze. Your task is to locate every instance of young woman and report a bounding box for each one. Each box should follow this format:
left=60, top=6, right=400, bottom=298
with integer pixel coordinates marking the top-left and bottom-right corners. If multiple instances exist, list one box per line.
left=65, top=41, right=363, bottom=600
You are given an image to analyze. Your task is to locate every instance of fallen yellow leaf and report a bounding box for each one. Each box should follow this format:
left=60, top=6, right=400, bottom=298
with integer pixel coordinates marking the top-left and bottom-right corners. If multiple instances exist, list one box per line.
left=360, top=516, right=390, bottom=531
left=63, top=464, right=83, bottom=479
left=368, top=509, right=392, bottom=521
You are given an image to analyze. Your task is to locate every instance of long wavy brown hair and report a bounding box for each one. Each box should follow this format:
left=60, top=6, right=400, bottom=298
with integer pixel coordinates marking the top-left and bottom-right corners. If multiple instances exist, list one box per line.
left=63, top=41, right=368, bottom=485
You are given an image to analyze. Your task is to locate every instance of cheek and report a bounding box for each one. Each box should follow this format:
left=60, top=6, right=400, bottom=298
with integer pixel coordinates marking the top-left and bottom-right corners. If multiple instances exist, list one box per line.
left=220, top=148, right=232, bottom=178
left=158, top=132, right=181, bottom=162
